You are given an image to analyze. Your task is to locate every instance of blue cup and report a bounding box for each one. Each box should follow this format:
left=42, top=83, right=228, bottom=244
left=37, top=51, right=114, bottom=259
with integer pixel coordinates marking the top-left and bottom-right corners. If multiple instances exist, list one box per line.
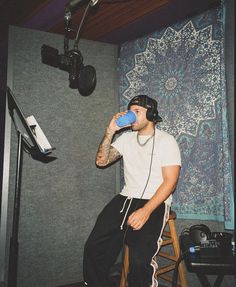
left=116, top=110, right=136, bottom=127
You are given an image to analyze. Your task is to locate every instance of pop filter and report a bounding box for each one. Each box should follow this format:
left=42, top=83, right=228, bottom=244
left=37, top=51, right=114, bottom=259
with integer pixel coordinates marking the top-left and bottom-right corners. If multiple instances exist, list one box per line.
left=78, top=65, right=96, bottom=96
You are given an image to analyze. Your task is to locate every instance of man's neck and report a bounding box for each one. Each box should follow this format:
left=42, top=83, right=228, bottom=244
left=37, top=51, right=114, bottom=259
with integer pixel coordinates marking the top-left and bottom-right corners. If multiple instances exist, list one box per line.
left=138, top=124, right=155, bottom=135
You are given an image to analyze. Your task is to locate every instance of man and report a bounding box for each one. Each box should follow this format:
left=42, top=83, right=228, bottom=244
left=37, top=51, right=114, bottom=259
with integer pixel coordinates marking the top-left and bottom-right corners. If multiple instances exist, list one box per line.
left=82, top=95, right=181, bottom=287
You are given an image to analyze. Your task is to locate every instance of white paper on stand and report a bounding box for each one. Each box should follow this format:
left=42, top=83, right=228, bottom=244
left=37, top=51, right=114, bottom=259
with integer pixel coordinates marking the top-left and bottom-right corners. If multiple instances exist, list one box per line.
left=26, top=115, right=53, bottom=154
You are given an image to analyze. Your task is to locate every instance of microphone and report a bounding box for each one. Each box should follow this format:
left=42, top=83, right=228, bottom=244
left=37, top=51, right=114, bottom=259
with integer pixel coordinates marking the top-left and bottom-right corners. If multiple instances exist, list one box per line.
left=68, top=50, right=83, bottom=89
left=65, top=0, right=98, bottom=13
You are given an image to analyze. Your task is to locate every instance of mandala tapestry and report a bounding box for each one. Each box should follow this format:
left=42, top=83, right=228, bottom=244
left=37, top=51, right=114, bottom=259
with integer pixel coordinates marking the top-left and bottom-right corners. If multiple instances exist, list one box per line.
left=118, top=5, right=234, bottom=229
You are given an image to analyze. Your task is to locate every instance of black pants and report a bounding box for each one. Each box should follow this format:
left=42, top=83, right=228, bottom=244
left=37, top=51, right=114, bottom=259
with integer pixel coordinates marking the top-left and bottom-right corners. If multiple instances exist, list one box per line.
left=83, top=194, right=169, bottom=287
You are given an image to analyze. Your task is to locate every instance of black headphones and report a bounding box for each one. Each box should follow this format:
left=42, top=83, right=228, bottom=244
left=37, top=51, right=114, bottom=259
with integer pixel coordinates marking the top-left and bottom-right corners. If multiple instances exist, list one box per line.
left=182, top=224, right=212, bottom=244
left=182, top=224, right=233, bottom=247
left=128, top=95, right=162, bottom=123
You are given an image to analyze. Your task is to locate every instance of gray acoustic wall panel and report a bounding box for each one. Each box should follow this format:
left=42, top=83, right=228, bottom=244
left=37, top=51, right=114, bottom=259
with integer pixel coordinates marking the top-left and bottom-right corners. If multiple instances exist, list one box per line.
left=6, top=26, right=118, bottom=287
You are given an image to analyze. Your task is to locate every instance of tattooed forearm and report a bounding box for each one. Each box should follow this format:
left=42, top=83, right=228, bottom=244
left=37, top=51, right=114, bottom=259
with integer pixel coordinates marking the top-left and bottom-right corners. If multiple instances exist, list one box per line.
left=96, top=129, right=121, bottom=166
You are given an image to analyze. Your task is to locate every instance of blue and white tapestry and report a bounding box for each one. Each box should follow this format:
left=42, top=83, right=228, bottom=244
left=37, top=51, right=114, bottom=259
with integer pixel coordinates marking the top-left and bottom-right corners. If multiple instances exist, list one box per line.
left=118, top=4, right=234, bottom=229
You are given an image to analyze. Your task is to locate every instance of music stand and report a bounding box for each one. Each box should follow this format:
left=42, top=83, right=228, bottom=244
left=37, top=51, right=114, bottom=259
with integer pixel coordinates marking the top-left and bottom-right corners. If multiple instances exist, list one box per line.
left=6, top=86, right=56, bottom=287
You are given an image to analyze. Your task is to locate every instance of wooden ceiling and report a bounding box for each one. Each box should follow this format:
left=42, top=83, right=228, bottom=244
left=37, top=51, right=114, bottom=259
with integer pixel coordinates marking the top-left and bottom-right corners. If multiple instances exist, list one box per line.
left=50, top=0, right=169, bottom=41
left=0, top=0, right=220, bottom=44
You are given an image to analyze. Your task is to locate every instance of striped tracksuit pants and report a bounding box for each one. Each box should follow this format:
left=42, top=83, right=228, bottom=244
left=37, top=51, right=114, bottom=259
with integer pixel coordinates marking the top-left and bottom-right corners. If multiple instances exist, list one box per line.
left=83, top=194, right=170, bottom=287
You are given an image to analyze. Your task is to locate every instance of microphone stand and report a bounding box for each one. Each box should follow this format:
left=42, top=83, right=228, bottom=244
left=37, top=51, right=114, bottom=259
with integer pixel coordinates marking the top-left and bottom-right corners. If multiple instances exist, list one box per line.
left=64, top=0, right=97, bottom=50
left=6, top=87, right=56, bottom=287
left=7, top=132, right=23, bottom=287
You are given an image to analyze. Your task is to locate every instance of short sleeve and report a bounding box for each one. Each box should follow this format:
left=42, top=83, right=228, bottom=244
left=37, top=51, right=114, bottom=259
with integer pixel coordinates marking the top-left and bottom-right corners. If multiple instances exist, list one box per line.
left=160, top=135, right=181, bottom=166
left=111, top=133, right=126, bottom=155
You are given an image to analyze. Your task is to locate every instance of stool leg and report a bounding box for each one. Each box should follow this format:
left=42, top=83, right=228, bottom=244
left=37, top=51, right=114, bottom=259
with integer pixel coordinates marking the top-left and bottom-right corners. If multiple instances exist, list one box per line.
left=120, top=246, right=129, bottom=287
left=169, top=219, right=188, bottom=287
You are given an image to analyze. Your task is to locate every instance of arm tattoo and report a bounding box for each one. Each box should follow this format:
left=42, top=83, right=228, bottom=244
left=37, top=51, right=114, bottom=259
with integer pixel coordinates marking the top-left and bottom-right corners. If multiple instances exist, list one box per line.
left=96, top=131, right=121, bottom=166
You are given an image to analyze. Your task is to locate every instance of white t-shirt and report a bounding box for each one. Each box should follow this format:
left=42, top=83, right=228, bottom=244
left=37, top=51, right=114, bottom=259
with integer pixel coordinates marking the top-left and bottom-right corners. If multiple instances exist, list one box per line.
left=111, top=128, right=181, bottom=205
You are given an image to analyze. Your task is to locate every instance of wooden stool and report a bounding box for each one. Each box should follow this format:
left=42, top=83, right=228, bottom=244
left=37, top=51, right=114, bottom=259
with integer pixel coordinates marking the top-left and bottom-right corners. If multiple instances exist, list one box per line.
left=155, top=210, right=188, bottom=287
left=119, top=210, right=188, bottom=287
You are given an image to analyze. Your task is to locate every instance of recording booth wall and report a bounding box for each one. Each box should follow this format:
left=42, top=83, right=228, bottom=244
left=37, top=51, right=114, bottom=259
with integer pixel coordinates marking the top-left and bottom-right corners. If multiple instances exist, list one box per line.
left=0, top=25, right=119, bottom=287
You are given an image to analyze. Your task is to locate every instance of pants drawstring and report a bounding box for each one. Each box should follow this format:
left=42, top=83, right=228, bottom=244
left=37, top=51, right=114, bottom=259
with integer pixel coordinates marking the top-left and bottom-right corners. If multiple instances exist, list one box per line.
left=120, top=197, right=130, bottom=213
left=120, top=197, right=133, bottom=230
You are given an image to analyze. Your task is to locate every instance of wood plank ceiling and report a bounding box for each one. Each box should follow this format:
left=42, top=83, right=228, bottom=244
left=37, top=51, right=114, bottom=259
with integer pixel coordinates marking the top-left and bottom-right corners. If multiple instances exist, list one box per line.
left=50, top=0, right=169, bottom=41
left=0, top=0, right=169, bottom=43
left=0, top=0, right=220, bottom=44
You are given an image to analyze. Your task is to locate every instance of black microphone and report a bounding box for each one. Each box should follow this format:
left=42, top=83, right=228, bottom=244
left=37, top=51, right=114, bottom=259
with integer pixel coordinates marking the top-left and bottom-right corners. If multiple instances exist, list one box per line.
left=65, top=0, right=98, bottom=13
left=68, top=50, right=83, bottom=88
